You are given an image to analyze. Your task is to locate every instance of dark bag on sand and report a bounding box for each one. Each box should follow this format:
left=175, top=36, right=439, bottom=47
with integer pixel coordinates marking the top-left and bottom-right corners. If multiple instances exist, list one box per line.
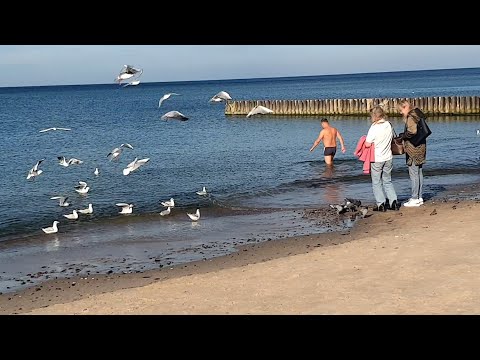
left=389, top=123, right=405, bottom=155
left=408, top=116, right=432, bottom=147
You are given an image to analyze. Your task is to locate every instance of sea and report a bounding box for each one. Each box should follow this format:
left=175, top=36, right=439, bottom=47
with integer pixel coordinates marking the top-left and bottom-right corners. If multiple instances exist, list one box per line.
left=1, top=67, right=480, bottom=293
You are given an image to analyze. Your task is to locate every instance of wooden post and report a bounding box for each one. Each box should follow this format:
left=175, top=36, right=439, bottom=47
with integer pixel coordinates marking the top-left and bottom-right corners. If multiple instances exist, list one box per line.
left=449, top=96, right=456, bottom=115
left=460, top=96, right=466, bottom=114
left=438, top=96, right=444, bottom=114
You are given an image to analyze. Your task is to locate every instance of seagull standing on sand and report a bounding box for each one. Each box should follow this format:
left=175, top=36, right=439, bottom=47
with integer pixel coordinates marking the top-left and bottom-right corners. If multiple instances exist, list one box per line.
left=161, top=111, right=189, bottom=121
left=50, top=196, right=70, bottom=207
left=123, top=157, right=150, bottom=176
left=79, top=203, right=93, bottom=215
left=58, top=156, right=83, bottom=167
left=39, top=127, right=71, bottom=133
left=246, top=105, right=274, bottom=118
left=196, top=187, right=207, bottom=196
left=107, top=143, right=134, bottom=161
left=160, top=207, right=171, bottom=216
left=75, top=181, right=90, bottom=194
left=158, top=93, right=180, bottom=108
left=42, top=221, right=59, bottom=234
left=27, top=159, right=44, bottom=180
left=63, top=210, right=79, bottom=220
left=209, top=91, right=232, bottom=103
left=94, top=167, right=99, bottom=176
left=187, top=208, right=200, bottom=221
left=116, top=203, right=134, bottom=214
left=161, top=198, right=175, bottom=207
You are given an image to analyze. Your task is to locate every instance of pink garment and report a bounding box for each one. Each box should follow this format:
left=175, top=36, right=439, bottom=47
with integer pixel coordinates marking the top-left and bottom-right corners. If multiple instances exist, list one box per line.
left=354, top=135, right=375, bottom=174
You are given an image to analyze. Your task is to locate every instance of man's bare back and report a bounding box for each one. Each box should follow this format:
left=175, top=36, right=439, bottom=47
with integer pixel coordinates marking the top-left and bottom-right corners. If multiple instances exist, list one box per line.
left=321, top=127, right=338, bottom=147
left=309, top=119, right=346, bottom=165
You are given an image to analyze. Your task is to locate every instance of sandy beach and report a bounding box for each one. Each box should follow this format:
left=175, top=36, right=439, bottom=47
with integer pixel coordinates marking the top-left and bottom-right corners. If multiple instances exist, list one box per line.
left=1, top=198, right=478, bottom=315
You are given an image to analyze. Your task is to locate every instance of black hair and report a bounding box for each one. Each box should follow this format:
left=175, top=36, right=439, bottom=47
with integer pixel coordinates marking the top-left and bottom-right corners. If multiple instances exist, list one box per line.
left=321, top=118, right=329, bottom=123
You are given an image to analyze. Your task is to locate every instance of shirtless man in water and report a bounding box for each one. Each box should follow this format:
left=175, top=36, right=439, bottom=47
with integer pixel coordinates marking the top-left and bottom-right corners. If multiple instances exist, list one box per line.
left=309, top=118, right=346, bottom=165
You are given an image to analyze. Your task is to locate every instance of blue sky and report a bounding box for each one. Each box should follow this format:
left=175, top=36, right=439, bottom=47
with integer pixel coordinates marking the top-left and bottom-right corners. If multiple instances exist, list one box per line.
left=1, top=45, right=480, bottom=87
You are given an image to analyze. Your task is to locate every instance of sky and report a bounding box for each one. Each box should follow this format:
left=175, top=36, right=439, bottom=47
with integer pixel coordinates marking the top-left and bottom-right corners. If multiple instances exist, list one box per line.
left=1, top=45, right=480, bottom=87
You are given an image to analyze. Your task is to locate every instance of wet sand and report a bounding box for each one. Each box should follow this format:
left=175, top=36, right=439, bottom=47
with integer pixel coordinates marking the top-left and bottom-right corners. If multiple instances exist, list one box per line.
left=2, top=198, right=480, bottom=314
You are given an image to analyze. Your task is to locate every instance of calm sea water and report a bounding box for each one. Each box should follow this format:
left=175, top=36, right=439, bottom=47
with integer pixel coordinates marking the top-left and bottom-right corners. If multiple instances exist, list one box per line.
left=1, top=67, right=480, bottom=292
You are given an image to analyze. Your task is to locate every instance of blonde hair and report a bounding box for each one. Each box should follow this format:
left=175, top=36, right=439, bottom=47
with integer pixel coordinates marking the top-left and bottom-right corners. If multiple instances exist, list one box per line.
left=398, top=99, right=412, bottom=109
left=370, top=106, right=386, bottom=120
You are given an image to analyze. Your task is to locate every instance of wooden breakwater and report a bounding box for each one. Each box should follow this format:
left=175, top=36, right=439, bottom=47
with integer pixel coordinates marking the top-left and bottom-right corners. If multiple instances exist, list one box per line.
left=224, top=96, right=480, bottom=116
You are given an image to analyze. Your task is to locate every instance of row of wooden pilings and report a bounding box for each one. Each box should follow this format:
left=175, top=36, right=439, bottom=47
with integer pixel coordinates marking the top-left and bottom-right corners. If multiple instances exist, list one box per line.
left=224, top=96, right=480, bottom=116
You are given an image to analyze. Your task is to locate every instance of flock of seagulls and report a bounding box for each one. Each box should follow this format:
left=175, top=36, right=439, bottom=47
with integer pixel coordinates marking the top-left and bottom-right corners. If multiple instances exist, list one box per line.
left=34, top=138, right=209, bottom=234
left=156, top=88, right=274, bottom=121
left=37, top=65, right=277, bottom=235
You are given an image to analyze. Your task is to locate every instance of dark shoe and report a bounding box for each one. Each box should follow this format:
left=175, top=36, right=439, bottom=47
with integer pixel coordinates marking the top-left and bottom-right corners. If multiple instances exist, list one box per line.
left=373, top=203, right=386, bottom=212
left=389, top=200, right=400, bottom=211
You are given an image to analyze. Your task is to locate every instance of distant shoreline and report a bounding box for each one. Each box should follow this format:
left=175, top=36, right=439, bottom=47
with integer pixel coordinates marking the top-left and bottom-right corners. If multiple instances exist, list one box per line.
left=1, top=66, right=479, bottom=89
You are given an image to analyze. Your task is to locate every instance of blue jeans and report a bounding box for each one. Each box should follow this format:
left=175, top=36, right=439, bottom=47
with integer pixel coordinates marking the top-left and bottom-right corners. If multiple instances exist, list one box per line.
left=408, top=164, right=423, bottom=200
left=371, top=160, right=398, bottom=206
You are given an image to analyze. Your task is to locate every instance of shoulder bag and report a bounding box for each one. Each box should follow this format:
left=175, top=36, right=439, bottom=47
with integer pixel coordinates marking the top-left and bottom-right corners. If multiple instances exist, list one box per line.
left=390, top=122, right=404, bottom=155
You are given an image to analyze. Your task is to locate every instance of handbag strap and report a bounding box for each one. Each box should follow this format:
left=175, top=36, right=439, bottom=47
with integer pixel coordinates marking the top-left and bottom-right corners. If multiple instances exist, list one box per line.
left=387, top=121, right=398, bottom=137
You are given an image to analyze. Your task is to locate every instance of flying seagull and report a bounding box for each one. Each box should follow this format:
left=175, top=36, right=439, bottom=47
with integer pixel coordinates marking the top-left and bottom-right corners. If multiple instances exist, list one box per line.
left=116, top=203, right=134, bottom=214
left=58, top=156, right=83, bottom=167
left=209, top=91, right=232, bottom=103
left=107, top=143, right=134, bottom=161
left=246, top=105, right=274, bottom=118
left=27, top=159, right=44, bottom=180
left=123, top=80, right=141, bottom=87
left=187, top=208, right=201, bottom=221
left=42, top=221, right=59, bottom=234
left=115, top=65, right=143, bottom=84
left=50, top=196, right=70, bottom=207
left=74, top=181, right=90, bottom=194
left=123, top=157, right=150, bottom=176
left=39, top=127, right=71, bottom=133
left=161, top=111, right=188, bottom=121
left=158, top=93, right=180, bottom=108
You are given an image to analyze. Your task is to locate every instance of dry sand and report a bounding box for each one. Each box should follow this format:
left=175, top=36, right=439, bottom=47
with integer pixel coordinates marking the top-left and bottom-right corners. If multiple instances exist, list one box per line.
left=15, top=200, right=480, bottom=315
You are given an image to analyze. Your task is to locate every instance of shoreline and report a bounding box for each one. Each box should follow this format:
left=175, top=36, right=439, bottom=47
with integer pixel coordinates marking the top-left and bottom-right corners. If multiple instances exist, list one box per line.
left=1, top=194, right=479, bottom=314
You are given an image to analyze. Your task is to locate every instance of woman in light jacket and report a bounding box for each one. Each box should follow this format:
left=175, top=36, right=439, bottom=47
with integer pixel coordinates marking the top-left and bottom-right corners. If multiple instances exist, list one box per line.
left=364, top=106, right=399, bottom=211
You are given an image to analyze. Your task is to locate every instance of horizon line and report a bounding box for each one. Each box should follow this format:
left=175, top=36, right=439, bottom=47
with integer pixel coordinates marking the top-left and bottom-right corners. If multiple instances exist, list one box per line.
left=1, top=66, right=479, bottom=89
